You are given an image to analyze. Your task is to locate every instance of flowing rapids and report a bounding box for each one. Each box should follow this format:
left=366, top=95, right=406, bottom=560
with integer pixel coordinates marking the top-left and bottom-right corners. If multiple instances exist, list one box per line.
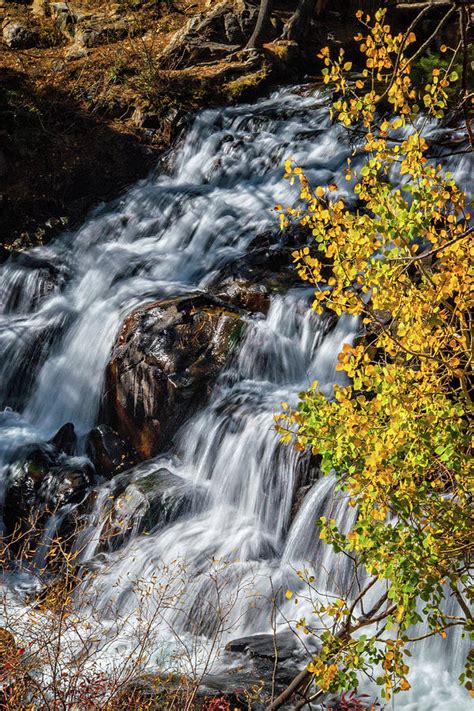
left=0, top=87, right=471, bottom=709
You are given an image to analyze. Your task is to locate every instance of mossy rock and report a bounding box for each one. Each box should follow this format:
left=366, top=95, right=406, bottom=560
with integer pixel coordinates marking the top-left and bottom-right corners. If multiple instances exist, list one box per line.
left=223, top=67, right=269, bottom=101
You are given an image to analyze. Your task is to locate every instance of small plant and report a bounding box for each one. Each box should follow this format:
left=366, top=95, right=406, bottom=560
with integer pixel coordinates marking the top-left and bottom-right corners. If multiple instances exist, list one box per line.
left=203, top=696, right=231, bottom=711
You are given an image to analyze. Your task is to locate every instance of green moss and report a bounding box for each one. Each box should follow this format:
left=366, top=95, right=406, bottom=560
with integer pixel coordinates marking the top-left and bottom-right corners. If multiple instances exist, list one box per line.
left=223, top=68, right=268, bottom=101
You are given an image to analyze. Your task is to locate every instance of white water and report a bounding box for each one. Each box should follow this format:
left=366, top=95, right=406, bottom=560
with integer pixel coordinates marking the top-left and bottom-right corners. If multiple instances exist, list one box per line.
left=0, top=87, right=471, bottom=708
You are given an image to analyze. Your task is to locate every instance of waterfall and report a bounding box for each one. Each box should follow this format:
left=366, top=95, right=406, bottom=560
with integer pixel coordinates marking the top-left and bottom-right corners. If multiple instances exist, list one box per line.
left=0, top=86, right=471, bottom=709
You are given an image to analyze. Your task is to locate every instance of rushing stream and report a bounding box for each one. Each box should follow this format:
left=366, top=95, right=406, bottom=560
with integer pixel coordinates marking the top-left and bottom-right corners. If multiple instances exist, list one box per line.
left=0, top=87, right=472, bottom=709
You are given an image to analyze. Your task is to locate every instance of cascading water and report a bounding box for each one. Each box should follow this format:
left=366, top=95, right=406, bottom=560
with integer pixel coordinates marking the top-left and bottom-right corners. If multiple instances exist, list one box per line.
left=0, top=87, right=471, bottom=709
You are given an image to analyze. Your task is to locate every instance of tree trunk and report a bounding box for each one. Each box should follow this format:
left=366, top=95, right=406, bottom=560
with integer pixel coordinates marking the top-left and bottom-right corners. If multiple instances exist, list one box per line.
left=246, top=0, right=275, bottom=49
left=282, top=0, right=322, bottom=43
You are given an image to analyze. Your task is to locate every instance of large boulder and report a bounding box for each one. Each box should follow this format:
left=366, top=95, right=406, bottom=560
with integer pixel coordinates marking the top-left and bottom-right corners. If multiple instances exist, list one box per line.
left=31, top=0, right=49, bottom=19
left=225, top=631, right=298, bottom=661
left=48, top=421, right=77, bottom=456
left=101, top=294, right=244, bottom=460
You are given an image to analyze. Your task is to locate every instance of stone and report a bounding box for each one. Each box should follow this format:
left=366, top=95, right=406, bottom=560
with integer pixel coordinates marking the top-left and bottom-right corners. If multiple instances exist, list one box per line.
left=101, top=294, right=243, bottom=459
left=208, top=243, right=301, bottom=314
left=3, top=440, right=95, bottom=536
left=98, top=466, right=205, bottom=551
left=225, top=632, right=297, bottom=661
left=132, top=105, right=185, bottom=143
left=49, top=422, right=77, bottom=456
left=160, top=0, right=259, bottom=69
left=223, top=631, right=301, bottom=700
left=2, top=21, right=37, bottom=49
left=74, top=18, right=130, bottom=48
left=85, top=424, right=136, bottom=479
left=3, top=251, right=69, bottom=314
left=51, top=2, right=76, bottom=38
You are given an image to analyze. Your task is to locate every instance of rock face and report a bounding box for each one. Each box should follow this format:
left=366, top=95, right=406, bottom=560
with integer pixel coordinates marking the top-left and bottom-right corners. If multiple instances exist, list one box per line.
left=102, top=294, right=244, bottom=460
left=74, top=17, right=131, bottom=48
left=160, top=0, right=259, bottom=69
left=48, top=1, right=136, bottom=49
left=3, top=424, right=94, bottom=537
left=222, top=632, right=301, bottom=701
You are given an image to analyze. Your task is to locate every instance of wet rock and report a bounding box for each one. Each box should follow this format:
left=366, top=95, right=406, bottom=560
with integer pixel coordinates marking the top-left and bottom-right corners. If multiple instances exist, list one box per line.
left=38, top=459, right=94, bottom=511
left=0, top=251, right=69, bottom=319
left=85, top=424, right=136, bottom=479
left=99, top=466, right=204, bottom=551
left=160, top=0, right=259, bottom=69
left=291, top=451, right=321, bottom=520
left=102, top=294, right=244, bottom=459
left=2, top=20, right=38, bottom=48
left=211, top=277, right=270, bottom=314
left=49, top=422, right=77, bottom=456
left=225, top=632, right=298, bottom=661
left=223, top=632, right=301, bottom=701
left=208, top=244, right=300, bottom=314
left=3, top=441, right=94, bottom=536
left=0, top=319, right=65, bottom=412
left=210, top=222, right=334, bottom=315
